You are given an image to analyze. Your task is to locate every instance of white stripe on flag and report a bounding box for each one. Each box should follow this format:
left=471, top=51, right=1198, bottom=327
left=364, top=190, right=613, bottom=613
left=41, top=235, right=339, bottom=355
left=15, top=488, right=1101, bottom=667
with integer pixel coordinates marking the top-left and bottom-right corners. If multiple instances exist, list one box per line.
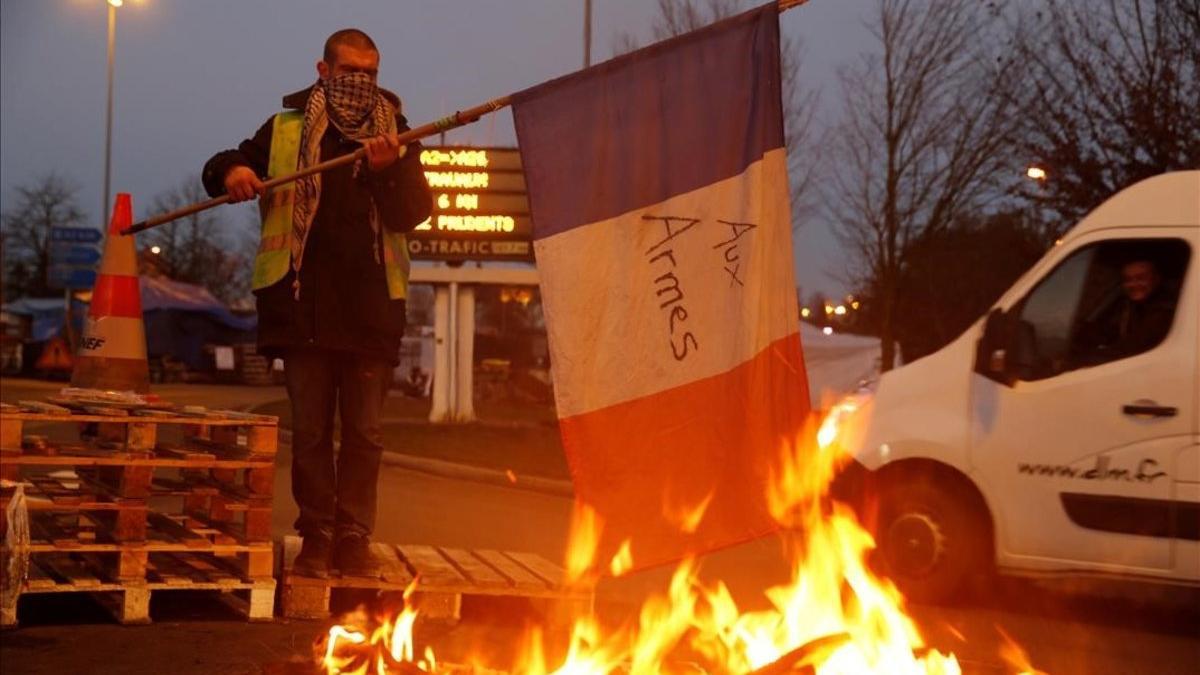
left=534, top=148, right=797, bottom=418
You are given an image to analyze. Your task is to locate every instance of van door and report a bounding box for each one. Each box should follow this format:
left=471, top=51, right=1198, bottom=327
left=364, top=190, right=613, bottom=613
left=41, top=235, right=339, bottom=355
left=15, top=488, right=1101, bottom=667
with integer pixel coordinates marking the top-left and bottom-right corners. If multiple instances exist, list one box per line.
left=1175, top=444, right=1200, bottom=581
left=969, top=231, right=1197, bottom=577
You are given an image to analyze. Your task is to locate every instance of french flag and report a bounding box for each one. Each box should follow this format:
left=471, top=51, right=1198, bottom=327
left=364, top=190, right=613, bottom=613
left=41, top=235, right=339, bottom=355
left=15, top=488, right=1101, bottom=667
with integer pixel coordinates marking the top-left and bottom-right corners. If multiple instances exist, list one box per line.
left=513, top=4, right=810, bottom=569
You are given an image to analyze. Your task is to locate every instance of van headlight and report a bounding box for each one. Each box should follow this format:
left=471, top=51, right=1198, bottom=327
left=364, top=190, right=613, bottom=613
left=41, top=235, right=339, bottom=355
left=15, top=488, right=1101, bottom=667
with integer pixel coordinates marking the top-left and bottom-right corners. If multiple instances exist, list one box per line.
left=817, top=387, right=874, bottom=451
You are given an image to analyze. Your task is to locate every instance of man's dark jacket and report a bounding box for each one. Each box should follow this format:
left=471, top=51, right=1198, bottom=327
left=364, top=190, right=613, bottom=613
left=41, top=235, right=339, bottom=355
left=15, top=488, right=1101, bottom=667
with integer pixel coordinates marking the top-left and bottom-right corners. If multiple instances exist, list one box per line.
left=203, top=86, right=432, bottom=364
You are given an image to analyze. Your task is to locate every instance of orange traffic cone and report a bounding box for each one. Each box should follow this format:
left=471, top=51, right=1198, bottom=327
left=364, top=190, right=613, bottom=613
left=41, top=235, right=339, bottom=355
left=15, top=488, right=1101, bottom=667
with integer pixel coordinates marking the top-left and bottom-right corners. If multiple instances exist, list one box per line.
left=71, top=193, right=150, bottom=393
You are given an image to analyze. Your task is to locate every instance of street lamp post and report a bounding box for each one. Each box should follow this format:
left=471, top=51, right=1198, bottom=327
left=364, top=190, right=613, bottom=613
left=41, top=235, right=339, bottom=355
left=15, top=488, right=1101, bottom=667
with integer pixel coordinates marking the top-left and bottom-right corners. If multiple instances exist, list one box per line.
left=583, top=0, right=592, bottom=68
left=67, top=0, right=121, bottom=351
left=104, top=0, right=121, bottom=227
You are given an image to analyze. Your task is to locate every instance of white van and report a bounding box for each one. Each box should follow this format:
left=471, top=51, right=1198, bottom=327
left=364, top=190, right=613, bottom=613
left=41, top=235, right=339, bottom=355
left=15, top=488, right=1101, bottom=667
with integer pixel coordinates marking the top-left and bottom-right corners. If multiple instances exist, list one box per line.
left=823, top=171, right=1199, bottom=602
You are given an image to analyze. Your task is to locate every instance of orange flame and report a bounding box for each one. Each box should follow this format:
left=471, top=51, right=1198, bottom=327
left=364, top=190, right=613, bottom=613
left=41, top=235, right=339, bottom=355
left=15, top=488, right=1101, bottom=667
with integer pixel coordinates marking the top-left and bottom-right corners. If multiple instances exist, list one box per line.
left=499, top=421, right=970, bottom=674
left=563, top=501, right=603, bottom=584
left=317, top=406, right=1041, bottom=675
left=608, top=539, right=633, bottom=577
left=319, top=583, right=436, bottom=675
left=663, top=490, right=714, bottom=534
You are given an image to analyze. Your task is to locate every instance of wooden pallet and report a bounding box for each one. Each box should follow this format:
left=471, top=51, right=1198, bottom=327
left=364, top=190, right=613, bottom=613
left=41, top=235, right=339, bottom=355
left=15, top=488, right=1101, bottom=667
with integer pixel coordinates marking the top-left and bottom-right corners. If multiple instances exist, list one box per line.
left=1, top=401, right=279, bottom=627
left=22, top=510, right=275, bottom=580
left=8, top=551, right=275, bottom=625
left=279, top=535, right=594, bottom=621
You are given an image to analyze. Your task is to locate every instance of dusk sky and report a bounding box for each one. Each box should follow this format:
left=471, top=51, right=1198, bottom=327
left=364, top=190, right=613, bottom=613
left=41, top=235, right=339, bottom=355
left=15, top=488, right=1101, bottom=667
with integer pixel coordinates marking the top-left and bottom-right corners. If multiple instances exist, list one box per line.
left=1, top=0, right=875, bottom=297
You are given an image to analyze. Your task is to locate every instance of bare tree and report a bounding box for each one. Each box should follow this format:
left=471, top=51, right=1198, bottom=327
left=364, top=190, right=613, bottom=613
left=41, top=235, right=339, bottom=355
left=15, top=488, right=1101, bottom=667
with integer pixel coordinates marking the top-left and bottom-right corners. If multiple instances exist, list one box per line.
left=141, top=176, right=255, bottom=305
left=613, top=0, right=820, bottom=227
left=1011, top=0, right=1200, bottom=233
left=889, top=211, right=1045, bottom=362
left=827, top=0, right=1021, bottom=370
left=0, top=172, right=88, bottom=299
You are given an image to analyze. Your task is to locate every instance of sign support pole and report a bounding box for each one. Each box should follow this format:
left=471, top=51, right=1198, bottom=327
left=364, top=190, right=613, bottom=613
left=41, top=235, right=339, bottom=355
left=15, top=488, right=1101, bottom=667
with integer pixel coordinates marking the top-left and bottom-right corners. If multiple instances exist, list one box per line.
left=448, top=280, right=459, bottom=419
left=455, top=284, right=476, bottom=421
left=63, top=288, right=75, bottom=352
left=428, top=281, right=478, bottom=423
left=430, top=286, right=452, bottom=422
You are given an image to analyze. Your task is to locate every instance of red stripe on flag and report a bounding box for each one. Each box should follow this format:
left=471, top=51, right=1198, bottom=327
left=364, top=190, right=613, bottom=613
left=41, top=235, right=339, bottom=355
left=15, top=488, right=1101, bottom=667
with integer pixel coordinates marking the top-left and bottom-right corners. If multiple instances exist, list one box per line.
left=88, top=275, right=142, bottom=318
left=559, top=332, right=811, bottom=571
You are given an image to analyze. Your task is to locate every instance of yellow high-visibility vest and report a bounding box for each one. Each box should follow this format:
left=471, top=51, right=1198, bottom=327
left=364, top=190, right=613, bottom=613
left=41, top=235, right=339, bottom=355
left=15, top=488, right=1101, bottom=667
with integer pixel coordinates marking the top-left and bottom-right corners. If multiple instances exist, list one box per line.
left=252, top=111, right=410, bottom=299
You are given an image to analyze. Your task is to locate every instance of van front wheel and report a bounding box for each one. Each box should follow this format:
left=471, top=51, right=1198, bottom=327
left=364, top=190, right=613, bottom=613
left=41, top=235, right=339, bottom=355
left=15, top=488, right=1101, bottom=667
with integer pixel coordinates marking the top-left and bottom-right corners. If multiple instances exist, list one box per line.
left=875, top=478, right=986, bottom=604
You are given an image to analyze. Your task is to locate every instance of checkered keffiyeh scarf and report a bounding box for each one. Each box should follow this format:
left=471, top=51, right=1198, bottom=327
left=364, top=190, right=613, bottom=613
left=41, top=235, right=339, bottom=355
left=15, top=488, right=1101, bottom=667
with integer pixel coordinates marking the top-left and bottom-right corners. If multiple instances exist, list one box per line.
left=290, top=73, right=398, bottom=293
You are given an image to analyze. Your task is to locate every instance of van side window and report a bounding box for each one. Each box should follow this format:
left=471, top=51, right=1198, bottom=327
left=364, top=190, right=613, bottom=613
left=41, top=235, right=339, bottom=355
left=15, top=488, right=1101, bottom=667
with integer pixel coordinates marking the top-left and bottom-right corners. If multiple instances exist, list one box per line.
left=1009, top=238, right=1191, bottom=381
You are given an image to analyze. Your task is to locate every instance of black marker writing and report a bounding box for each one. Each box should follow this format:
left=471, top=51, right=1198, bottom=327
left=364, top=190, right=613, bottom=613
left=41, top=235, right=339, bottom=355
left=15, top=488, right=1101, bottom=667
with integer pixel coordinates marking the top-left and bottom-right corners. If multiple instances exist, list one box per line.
left=644, top=214, right=700, bottom=361
left=713, top=219, right=756, bottom=288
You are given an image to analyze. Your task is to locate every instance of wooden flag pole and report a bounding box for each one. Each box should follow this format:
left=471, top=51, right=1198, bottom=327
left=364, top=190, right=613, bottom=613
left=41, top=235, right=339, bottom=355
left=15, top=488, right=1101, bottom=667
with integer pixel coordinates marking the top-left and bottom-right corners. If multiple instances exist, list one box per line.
left=121, top=0, right=810, bottom=236
left=121, top=96, right=511, bottom=235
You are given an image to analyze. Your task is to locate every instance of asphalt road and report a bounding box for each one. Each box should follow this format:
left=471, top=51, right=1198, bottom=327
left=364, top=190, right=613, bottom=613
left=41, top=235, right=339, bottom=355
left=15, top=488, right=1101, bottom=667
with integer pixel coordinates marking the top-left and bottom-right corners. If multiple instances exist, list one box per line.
left=1, top=381, right=1197, bottom=673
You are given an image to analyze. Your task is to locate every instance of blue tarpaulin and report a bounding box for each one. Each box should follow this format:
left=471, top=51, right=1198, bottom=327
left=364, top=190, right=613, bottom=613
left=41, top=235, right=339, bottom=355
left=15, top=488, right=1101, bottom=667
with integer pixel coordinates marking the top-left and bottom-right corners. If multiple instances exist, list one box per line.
left=137, top=277, right=255, bottom=332
left=4, top=278, right=255, bottom=369
left=0, top=297, right=86, bottom=341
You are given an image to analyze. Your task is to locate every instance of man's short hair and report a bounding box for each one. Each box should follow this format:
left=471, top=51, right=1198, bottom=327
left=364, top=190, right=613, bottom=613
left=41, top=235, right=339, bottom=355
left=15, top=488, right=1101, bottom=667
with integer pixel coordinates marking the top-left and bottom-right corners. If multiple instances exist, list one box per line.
left=1120, top=255, right=1159, bottom=275
left=324, top=29, right=378, bottom=64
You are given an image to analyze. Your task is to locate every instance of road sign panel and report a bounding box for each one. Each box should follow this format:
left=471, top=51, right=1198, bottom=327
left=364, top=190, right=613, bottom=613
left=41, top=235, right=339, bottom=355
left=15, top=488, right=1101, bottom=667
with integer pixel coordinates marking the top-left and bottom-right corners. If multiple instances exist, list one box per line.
left=412, top=146, right=533, bottom=262
left=47, top=266, right=97, bottom=289
left=406, top=237, right=533, bottom=263
left=56, top=245, right=102, bottom=266
left=50, top=227, right=103, bottom=244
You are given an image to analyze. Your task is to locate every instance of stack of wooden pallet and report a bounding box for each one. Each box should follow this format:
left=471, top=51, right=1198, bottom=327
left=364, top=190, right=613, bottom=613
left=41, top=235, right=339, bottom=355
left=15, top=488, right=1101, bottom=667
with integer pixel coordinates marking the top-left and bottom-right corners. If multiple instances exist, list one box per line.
left=0, top=399, right=279, bottom=627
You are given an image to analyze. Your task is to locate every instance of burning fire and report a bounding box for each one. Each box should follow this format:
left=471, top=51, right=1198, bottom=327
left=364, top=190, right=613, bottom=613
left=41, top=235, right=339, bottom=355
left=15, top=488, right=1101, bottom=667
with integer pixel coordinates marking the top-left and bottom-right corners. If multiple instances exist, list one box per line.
left=320, top=415, right=1034, bottom=674
left=318, top=585, right=440, bottom=675
left=609, top=540, right=634, bottom=577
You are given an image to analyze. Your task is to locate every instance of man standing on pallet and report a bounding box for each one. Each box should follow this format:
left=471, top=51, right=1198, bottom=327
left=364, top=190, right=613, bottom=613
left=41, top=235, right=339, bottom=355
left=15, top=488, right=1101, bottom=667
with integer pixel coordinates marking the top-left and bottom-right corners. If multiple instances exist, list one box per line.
left=202, top=29, right=432, bottom=578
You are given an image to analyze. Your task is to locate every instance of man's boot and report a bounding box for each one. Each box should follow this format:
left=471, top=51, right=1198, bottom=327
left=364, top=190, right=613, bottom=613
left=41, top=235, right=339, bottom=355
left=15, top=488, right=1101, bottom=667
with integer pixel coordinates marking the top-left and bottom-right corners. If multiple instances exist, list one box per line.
left=333, top=534, right=382, bottom=578
left=293, top=533, right=333, bottom=579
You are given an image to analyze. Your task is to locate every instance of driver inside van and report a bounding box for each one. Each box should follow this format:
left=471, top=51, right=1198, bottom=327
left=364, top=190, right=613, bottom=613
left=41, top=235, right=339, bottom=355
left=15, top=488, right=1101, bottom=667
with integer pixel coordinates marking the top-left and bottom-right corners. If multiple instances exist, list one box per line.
left=1075, top=256, right=1177, bottom=365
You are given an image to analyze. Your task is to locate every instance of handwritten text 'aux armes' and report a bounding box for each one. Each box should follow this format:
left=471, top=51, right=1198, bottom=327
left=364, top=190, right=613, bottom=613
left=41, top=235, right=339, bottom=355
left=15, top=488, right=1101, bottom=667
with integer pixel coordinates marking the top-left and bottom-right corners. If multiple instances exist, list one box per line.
left=642, top=214, right=757, bottom=362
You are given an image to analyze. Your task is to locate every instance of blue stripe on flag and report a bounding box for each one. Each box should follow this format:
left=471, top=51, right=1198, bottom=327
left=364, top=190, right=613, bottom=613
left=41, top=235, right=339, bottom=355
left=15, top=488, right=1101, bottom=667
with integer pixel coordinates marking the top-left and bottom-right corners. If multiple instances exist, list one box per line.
left=513, top=4, right=784, bottom=241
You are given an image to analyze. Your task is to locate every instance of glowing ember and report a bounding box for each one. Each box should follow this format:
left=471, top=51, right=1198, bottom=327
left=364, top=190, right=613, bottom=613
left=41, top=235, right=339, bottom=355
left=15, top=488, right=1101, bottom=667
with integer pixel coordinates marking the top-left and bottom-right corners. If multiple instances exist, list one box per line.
left=318, top=416, right=1039, bottom=674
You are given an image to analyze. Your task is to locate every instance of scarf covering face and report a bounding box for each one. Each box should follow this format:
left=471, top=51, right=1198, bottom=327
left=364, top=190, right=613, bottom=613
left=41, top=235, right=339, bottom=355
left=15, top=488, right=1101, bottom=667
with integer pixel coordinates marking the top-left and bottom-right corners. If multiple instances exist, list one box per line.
left=324, top=72, right=380, bottom=138
left=290, top=73, right=399, bottom=292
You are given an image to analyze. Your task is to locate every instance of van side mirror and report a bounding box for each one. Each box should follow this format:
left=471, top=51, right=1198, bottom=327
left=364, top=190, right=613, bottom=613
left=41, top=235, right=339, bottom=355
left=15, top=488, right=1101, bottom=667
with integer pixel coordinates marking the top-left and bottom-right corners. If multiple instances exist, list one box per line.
left=975, top=308, right=1014, bottom=384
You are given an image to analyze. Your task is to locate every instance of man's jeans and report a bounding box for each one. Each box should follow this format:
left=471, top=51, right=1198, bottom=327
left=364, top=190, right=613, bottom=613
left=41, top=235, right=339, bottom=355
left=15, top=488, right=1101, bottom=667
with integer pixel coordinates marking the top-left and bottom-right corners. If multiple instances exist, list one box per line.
left=284, top=348, right=391, bottom=539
